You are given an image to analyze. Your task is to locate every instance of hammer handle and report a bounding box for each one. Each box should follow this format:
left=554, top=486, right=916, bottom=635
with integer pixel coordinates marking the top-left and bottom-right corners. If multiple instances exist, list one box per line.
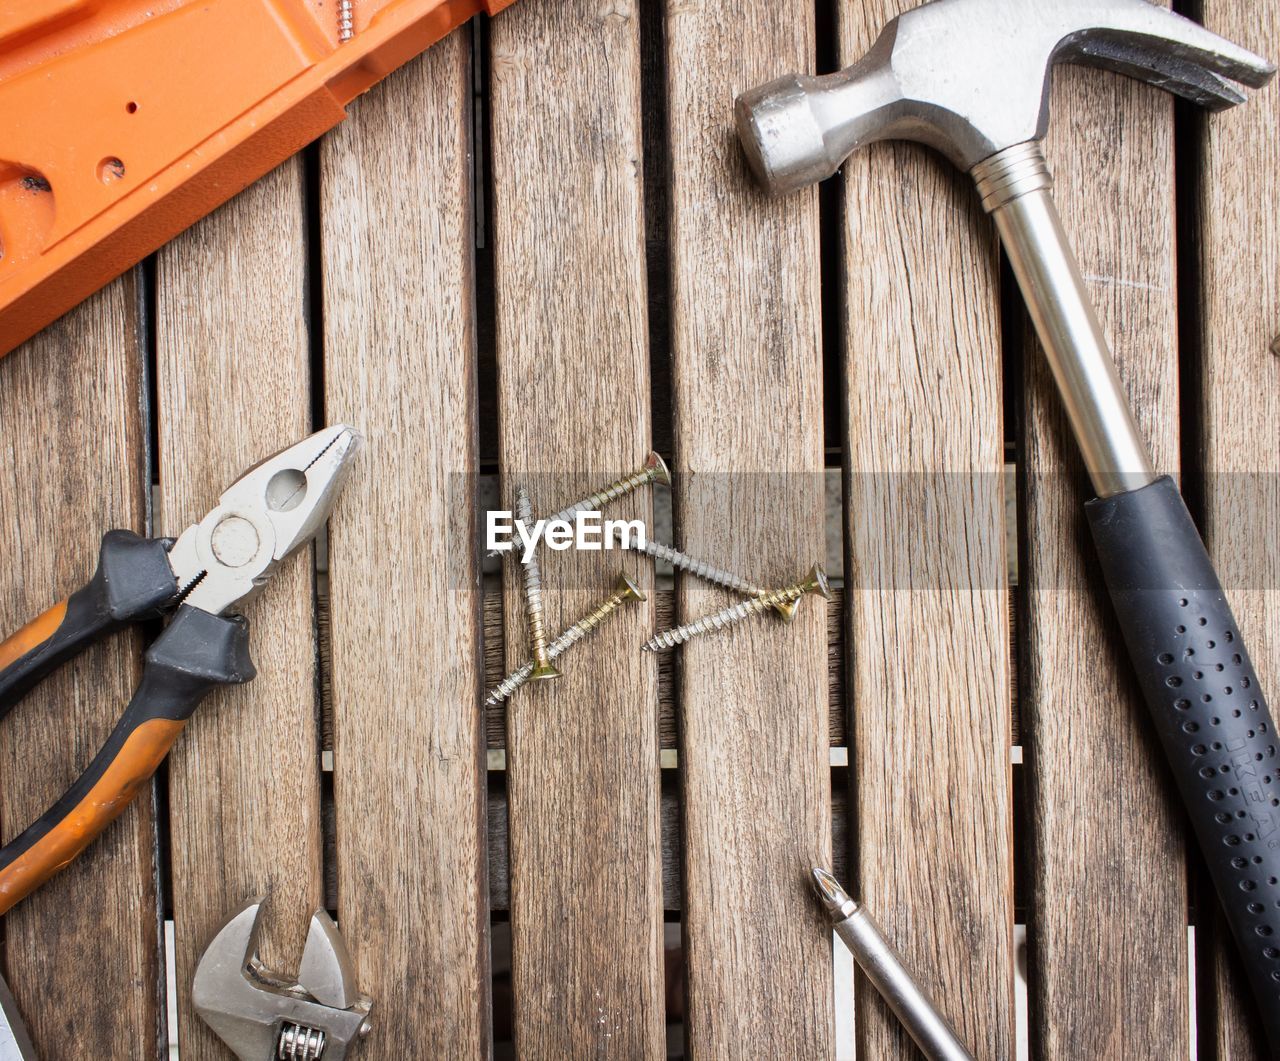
left=1087, top=476, right=1280, bottom=1046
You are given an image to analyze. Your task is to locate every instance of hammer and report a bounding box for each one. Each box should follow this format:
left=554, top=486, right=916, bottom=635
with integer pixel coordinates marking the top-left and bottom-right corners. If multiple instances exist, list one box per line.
left=735, top=0, right=1280, bottom=1043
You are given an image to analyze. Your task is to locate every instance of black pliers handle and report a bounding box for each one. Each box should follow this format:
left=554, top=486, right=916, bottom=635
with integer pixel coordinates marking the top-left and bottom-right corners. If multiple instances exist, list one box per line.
left=0, top=533, right=254, bottom=917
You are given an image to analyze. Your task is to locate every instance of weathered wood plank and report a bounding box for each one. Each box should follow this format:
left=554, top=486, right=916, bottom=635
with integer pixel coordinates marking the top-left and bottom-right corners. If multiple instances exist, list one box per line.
left=488, top=2, right=666, bottom=1056
left=1021, top=56, right=1189, bottom=1056
left=0, top=278, right=160, bottom=1058
left=321, top=30, right=491, bottom=1058
left=663, top=2, right=833, bottom=1057
left=837, top=1, right=1015, bottom=1054
left=1194, top=3, right=1280, bottom=1055
left=156, top=160, right=323, bottom=1058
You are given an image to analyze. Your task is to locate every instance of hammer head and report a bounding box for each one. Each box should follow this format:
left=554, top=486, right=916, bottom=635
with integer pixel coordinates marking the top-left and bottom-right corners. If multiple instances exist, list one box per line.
left=736, top=0, right=1274, bottom=193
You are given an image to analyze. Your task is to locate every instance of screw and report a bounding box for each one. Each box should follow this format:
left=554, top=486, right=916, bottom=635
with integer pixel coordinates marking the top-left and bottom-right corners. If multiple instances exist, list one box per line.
left=486, top=573, right=646, bottom=705
left=338, top=0, right=353, bottom=41
left=641, top=564, right=830, bottom=652
left=487, top=452, right=671, bottom=559
left=616, top=534, right=797, bottom=622
left=516, top=488, right=558, bottom=680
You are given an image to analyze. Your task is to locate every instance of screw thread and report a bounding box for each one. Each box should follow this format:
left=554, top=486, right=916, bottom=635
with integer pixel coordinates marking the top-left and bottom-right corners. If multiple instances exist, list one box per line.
left=549, top=589, right=627, bottom=654
left=485, top=587, right=633, bottom=705
left=545, top=464, right=656, bottom=526
left=516, top=490, right=554, bottom=672
left=642, top=572, right=822, bottom=652
left=337, top=0, right=353, bottom=41
left=637, top=539, right=766, bottom=598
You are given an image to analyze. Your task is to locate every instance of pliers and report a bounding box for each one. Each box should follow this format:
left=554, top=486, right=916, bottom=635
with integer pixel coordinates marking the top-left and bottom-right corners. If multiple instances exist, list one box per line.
left=0, top=424, right=360, bottom=917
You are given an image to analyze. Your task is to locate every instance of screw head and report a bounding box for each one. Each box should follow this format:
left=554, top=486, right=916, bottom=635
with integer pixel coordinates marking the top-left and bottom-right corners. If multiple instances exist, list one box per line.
left=530, top=662, right=561, bottom=681
left=807, top=564, right=832, bottom=602
left=644, top=451, right=672, bottom=488
left=615, top=572, right=647, bottom=602
left=772, top=599, right=799, bottom=623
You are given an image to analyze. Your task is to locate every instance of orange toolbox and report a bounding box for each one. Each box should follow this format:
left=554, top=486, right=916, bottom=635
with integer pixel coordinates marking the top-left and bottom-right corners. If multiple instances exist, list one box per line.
left=0, top=0, right=514, bottom=356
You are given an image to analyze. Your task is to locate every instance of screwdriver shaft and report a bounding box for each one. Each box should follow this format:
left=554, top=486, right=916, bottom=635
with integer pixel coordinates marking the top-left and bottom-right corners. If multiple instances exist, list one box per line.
left=811, top=868, right=973, bottom=1061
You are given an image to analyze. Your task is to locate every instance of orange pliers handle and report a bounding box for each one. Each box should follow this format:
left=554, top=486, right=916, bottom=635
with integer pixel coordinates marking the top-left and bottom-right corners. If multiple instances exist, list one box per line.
left=0, top=531, right=253, bottom=915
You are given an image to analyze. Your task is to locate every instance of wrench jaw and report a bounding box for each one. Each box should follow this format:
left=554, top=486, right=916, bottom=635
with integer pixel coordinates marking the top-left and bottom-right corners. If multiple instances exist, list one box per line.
left=193, top=898, right=372, bottom=1061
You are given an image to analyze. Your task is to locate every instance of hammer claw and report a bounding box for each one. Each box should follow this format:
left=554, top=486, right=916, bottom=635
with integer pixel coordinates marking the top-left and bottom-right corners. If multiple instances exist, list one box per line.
left=1058, top=0, right=1275, bottom=92
left=1066, top=35, right=1249, bottom=111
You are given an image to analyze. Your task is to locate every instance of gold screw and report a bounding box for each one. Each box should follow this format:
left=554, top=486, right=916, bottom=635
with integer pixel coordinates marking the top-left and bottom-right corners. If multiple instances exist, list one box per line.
left=641, top=564, right=830, bottom=652
left=618, top=534, right=797, bottom=622
left=486, top=573, right=646, bottom=705
left=516, top=488, right=559, bottom=681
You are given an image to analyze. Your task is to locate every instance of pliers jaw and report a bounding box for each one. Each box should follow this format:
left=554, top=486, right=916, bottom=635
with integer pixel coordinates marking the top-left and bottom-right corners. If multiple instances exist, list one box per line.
left=168, top=425, right=362, bottom=616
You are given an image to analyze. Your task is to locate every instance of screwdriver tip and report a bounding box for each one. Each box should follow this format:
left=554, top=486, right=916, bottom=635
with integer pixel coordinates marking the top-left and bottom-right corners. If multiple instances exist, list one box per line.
left=810, top=866, right=856, bottom=921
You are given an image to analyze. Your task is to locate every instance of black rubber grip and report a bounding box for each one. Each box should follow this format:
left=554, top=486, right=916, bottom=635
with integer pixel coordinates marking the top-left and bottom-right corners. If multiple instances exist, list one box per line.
left=0, top=530, right=176, bottom=719
left=0, top=606, right=254, bottom=915
left=1087, top=476, right=1280, bottom=1049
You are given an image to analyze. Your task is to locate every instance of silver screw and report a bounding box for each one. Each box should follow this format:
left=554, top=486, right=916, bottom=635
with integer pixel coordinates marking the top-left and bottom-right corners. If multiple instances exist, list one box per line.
left=641, top=564, right=831, bottom=652
left=616, top=534, right=797, bottom=622
left=486, top=573, right=646, bottom=705
left=337, top=0, right=353, bottom=41
left=516, top=488, right=558, bottom=680
left=487, top=452, right=670, bottom=559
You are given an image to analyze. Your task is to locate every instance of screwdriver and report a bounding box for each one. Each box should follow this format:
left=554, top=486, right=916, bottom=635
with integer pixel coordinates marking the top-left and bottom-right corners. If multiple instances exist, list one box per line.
left=811, top=867, right=974, bottom=1061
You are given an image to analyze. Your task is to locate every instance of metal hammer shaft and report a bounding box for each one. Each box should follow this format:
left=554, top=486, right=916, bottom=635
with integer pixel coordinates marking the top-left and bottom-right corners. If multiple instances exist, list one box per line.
left=972, top=141, right=1156, bottom=497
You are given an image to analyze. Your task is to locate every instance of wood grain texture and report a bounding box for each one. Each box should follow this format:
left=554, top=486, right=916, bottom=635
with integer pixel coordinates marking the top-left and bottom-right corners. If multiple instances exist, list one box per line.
left=1021, top=59, right=1190, bottom=1057
left=663, top=2, right=833, bottom=1057
left=488, top=2, right=666, bottom=1056
left=0, top=278, right=160, bottom=1058
left=320, top=32, right=491, bottom=1059
left=156, top=159, right=323, bottom=1060
left=1193, top=2, right=1280, bottom=1055
left=837, top=2, right=1015, bottom=1055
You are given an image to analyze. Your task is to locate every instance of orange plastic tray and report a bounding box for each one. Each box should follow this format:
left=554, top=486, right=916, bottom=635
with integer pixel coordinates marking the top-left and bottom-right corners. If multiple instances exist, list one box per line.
left=0, top=0, right=513, bottom=356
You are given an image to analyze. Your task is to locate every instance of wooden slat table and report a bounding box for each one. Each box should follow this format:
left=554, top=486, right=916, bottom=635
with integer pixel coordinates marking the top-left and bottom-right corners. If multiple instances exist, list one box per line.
left=0, top=1, right=1276, bottom=1057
